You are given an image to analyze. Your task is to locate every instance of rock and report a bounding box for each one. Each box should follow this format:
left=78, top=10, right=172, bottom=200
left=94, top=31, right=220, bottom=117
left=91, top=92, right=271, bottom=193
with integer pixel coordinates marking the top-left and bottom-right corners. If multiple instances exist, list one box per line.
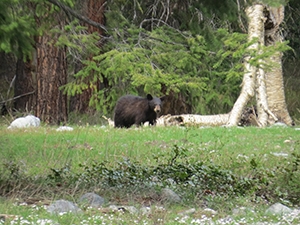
left=108, top=205, right=138, bottom=214
left=56, top=126, right=74, bottom=131
left=271, top=152, right=289, bottom=157
left=108, top=205, right=119, bottom=212
left=178, top=208, right=196, bottom=216
left=232, top=207, right=246, bottom=215
left=165, top=178, right=176, bottom=185
left=78, top=193, right=104, bottom=208
left=123, top=206, right=138, bottom=214
left=232, top=207, right=254, bottom=215
left=203, top=208, right=217, bottom=215
left=140, top=206, right=151, bottom=215
left=161, top=188, right=181, bottom=203
left=47, top=200, right=81, bottom=214
left=8, top=115, right=40, bottom=129
left=265, top=203, right=292, bottom=215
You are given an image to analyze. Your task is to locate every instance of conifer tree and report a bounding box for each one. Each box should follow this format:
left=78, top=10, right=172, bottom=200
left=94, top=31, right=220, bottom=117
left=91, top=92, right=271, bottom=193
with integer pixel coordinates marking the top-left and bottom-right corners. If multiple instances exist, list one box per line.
left=0, top=0, right=295, bottom=126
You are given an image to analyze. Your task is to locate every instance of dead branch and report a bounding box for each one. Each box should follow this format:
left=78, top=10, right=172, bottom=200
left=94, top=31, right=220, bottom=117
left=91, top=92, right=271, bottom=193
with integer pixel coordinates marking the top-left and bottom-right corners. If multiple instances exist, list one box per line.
left=102, top=115, right=114, bottom=127
left=6, top=75, right=16, bottom=99
left=46, top=0, right=107, bottom=33
left=0, top=91, right=35, bottom=104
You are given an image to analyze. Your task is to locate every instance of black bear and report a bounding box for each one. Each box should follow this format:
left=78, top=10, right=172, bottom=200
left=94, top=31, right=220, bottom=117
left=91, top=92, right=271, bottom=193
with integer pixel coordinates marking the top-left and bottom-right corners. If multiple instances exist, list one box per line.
left=114, top=94, right=165, bottom=128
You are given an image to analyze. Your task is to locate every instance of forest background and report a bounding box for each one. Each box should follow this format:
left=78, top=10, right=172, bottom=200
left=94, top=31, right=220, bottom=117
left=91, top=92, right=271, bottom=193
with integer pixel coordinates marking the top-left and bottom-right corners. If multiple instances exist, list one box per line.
left=0, top=0, right=300, bottom=126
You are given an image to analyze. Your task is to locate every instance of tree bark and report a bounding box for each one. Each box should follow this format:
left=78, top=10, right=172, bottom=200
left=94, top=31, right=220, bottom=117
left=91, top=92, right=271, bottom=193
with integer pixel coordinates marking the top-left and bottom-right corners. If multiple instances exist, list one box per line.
left=70, top=0, right=106, bottom=114
left=264, top=6, right=293, bottom=125
left=46, top=0, right=107, bottom=32
left=0, top=52, right=16, bottom=114
left=154, top=4, right=293, bottom=128
left=265, top=51, right=293, bottom=125
left=14, top=57, right=35, bottom=112
left=227, top=4, right=265, bottom=126
left=157, top=113, right=229, bottom=127
left=255, top=62, right=269, bottom=126
left=35, top=9, right=68, bottom=124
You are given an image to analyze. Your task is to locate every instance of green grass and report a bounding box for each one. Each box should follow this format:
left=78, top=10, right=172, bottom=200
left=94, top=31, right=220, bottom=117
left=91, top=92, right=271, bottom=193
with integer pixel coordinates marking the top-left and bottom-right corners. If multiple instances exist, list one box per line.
left=1, top=125, right=299, bottom=175
left=0, top=124, right=300, bottom=224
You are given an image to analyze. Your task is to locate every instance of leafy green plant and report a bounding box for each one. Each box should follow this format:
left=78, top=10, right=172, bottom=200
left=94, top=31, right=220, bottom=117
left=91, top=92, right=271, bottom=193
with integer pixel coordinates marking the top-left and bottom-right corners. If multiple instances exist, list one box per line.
left=276, top=150, right=300, bottom=204
left=47, top=164, right=72, bottom=184
left=1, top=126, right=300, bottom=208
left=73, top=143, right=259, bottom=198
left=61, top=24, right=248, bottom=115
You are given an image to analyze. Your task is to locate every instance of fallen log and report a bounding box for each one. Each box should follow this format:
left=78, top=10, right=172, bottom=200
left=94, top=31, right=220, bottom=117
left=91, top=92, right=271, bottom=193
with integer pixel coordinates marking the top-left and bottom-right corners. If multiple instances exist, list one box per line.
left=156, top=114, right=230, bottom=126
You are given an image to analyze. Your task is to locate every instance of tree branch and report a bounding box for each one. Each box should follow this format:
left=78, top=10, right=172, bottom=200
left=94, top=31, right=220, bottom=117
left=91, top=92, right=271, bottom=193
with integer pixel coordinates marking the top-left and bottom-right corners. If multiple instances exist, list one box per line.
left=0, top=91, right=35, bottom=104
left=46, top=0, right=107, bottom=33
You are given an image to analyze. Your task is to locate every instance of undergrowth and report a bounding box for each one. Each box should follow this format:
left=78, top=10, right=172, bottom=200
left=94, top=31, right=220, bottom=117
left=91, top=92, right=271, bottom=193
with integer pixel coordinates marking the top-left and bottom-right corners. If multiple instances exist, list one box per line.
left=1, top=143, right=299, bottom=207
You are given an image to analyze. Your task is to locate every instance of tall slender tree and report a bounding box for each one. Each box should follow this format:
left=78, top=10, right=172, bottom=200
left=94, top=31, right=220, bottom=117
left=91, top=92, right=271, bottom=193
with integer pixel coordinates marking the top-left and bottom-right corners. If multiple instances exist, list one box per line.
left=228, top=3, right=293, bottom=126
left=34, top=2, right=68, bottom=124
left=161, top=1, right=294, bottom=127
left=264, top=6, right=293, bottom=125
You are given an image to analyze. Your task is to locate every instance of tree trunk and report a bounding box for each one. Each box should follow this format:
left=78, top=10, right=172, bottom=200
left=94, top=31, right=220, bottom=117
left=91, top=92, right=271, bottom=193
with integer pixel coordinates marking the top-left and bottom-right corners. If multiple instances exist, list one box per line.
left=35, top=11, right=68, bottom=124
left=70, top=0, right=106, bottom=114
left=153, top=4, right=293, bottom=128
left=255, top=61, right=269, bottom=127
left=265, top=52, right=293, bottom=125
left=14, top=57, right=35, bottom=112
left=157, top=113, right=229, bottom=127
left=264, top=6, right=293, bottom=125
left=0, top=52, right=16, bottom=114
left=227, top=4, right=265, bottom=126
left=160, top=90, right=192, bottom=115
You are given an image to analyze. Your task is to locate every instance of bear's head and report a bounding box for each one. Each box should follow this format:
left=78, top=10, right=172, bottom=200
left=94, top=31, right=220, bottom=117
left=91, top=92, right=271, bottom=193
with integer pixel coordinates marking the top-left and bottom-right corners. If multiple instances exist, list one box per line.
left=147, top=94, right=165, bottom=114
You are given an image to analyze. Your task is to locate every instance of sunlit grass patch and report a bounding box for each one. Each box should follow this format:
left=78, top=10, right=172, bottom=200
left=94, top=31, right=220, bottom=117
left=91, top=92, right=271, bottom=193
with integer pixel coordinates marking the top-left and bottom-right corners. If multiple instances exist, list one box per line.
left=0, top=124, right=300, bottom=224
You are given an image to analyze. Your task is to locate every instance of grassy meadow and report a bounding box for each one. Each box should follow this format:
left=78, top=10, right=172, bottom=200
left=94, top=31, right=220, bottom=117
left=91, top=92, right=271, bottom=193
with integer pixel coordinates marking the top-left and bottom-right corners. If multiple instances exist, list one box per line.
left=0, top=123, right=300, bottom=224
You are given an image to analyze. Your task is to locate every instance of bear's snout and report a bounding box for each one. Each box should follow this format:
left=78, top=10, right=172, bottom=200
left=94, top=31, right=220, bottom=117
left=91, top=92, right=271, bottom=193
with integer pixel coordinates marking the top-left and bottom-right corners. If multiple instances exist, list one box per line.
left=154, top=105, right=161, bottom=113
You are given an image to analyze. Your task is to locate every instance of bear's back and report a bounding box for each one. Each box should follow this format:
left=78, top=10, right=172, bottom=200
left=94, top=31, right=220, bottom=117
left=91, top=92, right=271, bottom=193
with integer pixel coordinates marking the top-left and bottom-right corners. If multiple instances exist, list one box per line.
left=114, top=95, right=149, bottom=128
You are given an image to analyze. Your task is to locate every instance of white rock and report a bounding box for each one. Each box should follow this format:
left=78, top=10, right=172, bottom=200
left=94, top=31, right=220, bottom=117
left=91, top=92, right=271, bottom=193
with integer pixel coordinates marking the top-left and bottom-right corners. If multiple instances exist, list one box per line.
left=47, top=200, right=81, bottom=214
left=265, top=203, right=292, bottom=215
left=56, top=126, right=74, bottom=131
left=178, top=208, right=196, bottom=216
left=8, top=115, right=40, bottom=129
left=161, top=188, right=181, bottom=203
left=124, top=206, right=138, bottom=214
left=140, top=206, right=151, bottom=215
left=108, top=205, right=138, bottom=214
left=203, top=208, right=218, bottom=215
left=271, top=152, right=289, bottom=157
left=78, top=192, right=104, bottom=208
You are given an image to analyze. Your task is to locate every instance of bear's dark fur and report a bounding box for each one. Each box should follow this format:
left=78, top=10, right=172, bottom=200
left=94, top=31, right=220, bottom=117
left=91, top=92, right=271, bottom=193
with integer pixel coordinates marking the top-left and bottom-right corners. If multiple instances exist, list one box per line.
left=114, top=94, right=165, bottom=128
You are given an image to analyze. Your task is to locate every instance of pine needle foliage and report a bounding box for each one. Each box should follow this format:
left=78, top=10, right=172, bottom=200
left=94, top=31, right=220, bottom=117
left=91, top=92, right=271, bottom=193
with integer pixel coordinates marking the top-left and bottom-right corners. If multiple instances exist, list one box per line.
left=62, top=24, right=250, bottom=114
left=0, top=0, right=36, bottom=59
left=61, top=0, right=291, bottom=115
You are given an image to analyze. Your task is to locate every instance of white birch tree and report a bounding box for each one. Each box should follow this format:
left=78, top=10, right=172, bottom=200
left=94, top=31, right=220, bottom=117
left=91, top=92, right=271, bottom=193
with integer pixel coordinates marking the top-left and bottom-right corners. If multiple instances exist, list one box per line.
left=264, top=6, right=293, bottom=125
left=157, top=2, right=293, bottom=127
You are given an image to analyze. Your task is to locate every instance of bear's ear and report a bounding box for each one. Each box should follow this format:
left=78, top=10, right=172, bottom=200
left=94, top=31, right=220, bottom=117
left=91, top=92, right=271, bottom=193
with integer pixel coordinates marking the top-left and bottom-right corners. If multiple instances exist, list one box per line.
left=160, top=96, right=166, bottom=102
left=146, top=94, right=153, bottom=100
